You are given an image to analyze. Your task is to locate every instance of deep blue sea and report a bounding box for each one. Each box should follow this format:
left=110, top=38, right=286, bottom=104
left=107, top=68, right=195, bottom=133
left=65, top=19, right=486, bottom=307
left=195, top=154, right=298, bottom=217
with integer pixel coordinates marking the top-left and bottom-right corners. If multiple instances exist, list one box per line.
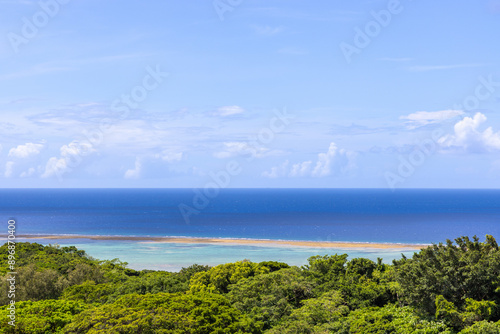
left=1, top=189, right=499, bottom=270
left=2, top=188, right=499, bottom=243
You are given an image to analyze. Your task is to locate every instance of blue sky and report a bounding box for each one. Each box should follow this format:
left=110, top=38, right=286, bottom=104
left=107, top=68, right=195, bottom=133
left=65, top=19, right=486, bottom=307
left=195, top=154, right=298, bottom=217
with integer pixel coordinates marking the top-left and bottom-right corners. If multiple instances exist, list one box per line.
left=1, top=0, right=500, bottom=188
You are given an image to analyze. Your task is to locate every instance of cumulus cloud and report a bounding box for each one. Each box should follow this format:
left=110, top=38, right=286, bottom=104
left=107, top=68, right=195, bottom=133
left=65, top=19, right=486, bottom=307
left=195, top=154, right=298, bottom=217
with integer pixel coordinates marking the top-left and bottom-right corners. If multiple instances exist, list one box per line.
left=212, top=106, right=244, bottom=117
left=60, top=142, right=90, bottom=157
left=262, top=142, right=355, bottom=178
left=400, top=110, right=464, bottom=129
left=262, top=160, right=289, bottom=179
left=312, top=143, right=341, bottom=177
left=42, top=141, right=95, bottom=179
left=289, top=161, right=312, bottom=177
left=438, top=112, right=500, bottom=152
left=124, top=158, right=142, bottom=179
left=8, top=142, right=44, bottom=159
left=42, top=157, right=69, bottom=179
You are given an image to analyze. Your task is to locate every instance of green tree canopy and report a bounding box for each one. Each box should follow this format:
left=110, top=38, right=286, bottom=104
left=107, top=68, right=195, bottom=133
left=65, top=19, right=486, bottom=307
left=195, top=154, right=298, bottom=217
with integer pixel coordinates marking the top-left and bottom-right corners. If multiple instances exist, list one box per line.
left=63, top=292, right=260, bottom=334
left=227, top=267, right=314, bottom=330
left=394, top=235, right=500, bottom=315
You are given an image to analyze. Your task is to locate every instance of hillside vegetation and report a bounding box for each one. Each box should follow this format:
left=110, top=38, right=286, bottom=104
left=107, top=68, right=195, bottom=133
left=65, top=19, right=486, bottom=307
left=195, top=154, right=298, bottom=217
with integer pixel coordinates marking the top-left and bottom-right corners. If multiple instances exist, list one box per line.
left=1, top=235, right=500, bottom=333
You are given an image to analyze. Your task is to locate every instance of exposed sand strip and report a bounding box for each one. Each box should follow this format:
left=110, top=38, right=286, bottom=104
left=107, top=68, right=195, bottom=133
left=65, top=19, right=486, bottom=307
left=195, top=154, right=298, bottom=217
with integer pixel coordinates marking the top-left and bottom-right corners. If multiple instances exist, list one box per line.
left=19, top=234, right=427, bottom=250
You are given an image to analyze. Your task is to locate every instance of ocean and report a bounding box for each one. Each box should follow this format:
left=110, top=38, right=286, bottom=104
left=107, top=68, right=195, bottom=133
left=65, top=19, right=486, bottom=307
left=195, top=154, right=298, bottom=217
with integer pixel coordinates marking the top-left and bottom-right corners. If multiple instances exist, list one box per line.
left=1, top=188, right=499, bottom=271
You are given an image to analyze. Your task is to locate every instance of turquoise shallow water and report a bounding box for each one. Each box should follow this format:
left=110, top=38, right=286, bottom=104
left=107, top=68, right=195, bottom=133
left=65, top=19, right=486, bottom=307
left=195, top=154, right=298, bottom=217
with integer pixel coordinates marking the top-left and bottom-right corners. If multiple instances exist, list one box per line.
left=5, top=188, right=499, bottom=271
left=19, top=237, right=419, bottom=271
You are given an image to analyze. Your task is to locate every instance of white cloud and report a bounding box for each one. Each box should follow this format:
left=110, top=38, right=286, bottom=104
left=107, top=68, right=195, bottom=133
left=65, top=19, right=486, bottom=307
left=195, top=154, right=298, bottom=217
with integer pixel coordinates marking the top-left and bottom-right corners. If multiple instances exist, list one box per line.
left=60, top=141, right=95, bottom=157
left=42, top=157, right=69, bottom=179
left=4, top=161, right=14, bottom=178
left=289, top=161, right=312, bottom=177
left=8, top=142, right=44, bottom=159
left=312, top=143, right=339, bottom=177
left=124, top=158, right=141, bottom=179
left=262, top=160, right=289, bottom=178
left=438, top=112, right=500, bottom=152
left=42, top=141, right=96, bottom=179
left=262, top=142, right=355, bottom=178
left=214, top=142, right=274, bottom=159
left=213, top=106, right=244, bottom=117
left=400, top=110, right=464, bottom=129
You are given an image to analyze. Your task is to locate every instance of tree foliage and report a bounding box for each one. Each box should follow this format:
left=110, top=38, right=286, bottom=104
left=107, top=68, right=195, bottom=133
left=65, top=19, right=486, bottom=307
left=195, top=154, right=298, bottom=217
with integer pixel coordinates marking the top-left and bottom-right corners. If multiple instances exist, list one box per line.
left=266, top=290, right=349, bottom=334
left=189, top=260, right=270, bottom=294
left=63, top=292, right=260, bottom=334
left=394, top=235, right=500, bottom=315
left=2, top=236, right=500, bottom=333
left=227, top=267, right=314, bottom=329
left=0, top=299, right=88, bottom=334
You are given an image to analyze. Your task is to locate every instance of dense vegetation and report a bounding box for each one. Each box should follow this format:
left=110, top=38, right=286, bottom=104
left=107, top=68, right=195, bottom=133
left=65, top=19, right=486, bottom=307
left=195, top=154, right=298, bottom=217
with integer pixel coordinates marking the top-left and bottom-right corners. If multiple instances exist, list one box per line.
left=1, top=235, right=500, bottom=333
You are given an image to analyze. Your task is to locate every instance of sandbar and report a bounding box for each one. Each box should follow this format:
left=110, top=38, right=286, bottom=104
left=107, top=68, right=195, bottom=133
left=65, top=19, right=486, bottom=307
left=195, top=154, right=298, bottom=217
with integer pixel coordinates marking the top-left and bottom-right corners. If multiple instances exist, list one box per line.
left=18, top=234, right=427, bottom=250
